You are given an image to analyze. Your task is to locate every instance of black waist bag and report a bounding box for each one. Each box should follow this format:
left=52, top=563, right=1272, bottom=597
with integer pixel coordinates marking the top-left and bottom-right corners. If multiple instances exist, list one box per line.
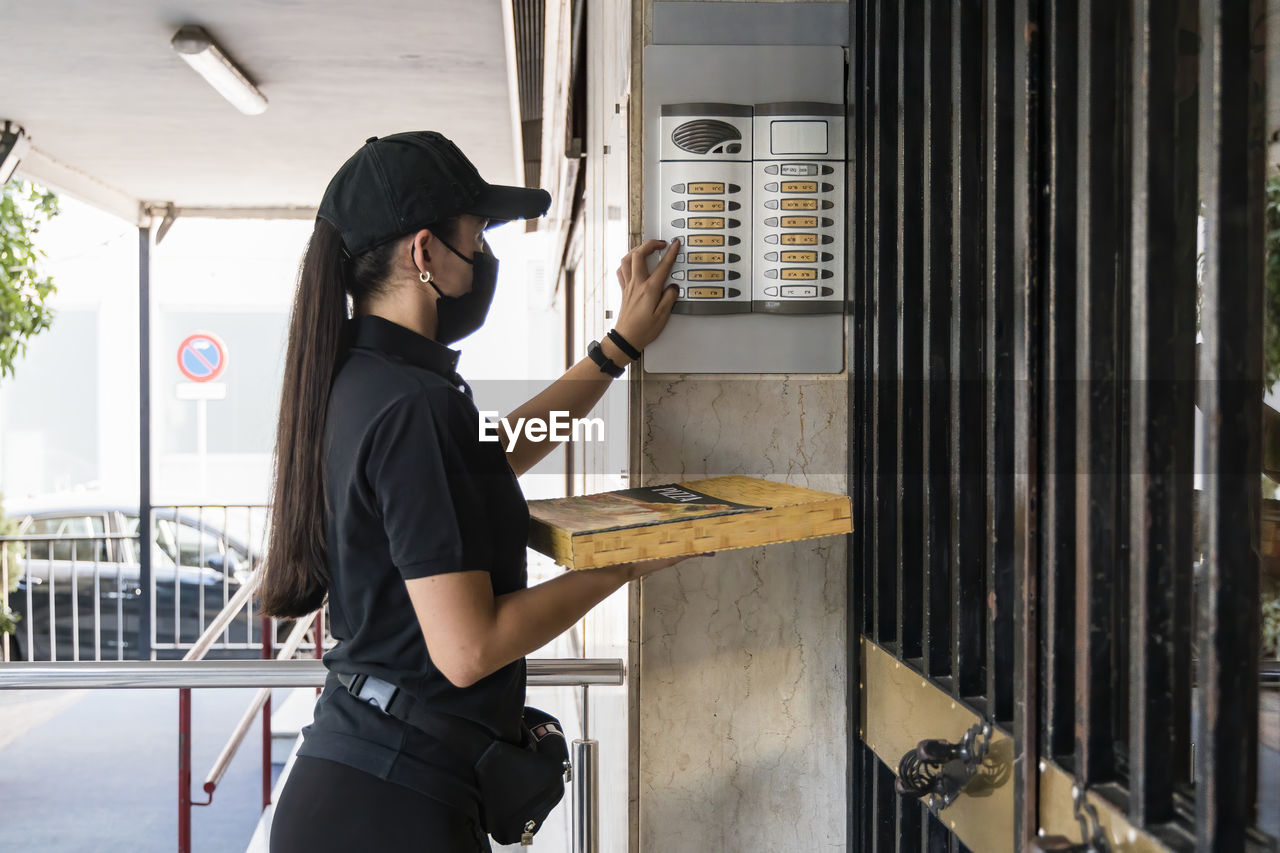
left=335, top=671, right=569, bottom=846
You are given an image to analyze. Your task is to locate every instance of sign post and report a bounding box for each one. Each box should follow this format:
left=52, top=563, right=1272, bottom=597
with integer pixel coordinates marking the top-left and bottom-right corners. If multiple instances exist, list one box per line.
left=176, top=333, right=228, bottom=495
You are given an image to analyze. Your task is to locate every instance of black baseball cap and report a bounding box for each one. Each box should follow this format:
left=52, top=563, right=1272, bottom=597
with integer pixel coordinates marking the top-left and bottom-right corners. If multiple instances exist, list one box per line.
left=316, top=130, right=553, bottom=256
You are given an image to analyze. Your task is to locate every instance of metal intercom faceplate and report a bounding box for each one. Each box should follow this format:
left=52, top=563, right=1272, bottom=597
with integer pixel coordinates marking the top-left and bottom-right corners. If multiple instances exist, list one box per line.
left=642, top=44, right=846, bottom=374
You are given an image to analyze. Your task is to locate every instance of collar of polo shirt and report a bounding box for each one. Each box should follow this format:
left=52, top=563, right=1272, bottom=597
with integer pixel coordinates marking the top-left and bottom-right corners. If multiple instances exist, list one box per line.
left=345, top=315, right=469, bottom=394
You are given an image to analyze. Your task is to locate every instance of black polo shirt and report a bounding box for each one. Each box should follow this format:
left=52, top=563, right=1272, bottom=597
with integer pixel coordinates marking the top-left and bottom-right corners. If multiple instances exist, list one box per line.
left=295, top=313, right=530, bottom=821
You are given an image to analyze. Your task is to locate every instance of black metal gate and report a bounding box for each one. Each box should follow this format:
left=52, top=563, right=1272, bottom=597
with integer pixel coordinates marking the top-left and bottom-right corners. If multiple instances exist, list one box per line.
left=847, top=0, right=1278, bottom=849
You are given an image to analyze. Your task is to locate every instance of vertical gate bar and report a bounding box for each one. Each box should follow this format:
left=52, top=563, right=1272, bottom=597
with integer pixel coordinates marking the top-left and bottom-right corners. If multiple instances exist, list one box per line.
left=922, top=0, right=954, bottom=681
left=869, top=0, right=885, bottom=647
left=894, top=791, right=922, bottom=853
left=1195, top=0, right=1264, bottom=845
left=1113, top=0, right=1135, bottom=776
left=1128, top=0, right=1185, bottom=826
left=951, top=0, right=986, bottom=701
left=985, top=0, right=1016, bottom=727
left=872, top=757, right=896, bottom=852
left=849, top=3, right=872, bottom=847
left=1073, top=0, right=1121, bottom=787
left=896, top=0, right=925, bottom=662
left=1012, top=0, right=1043, bottom=842
left=861, top=743, right=876, bottom=853
left=848, top=1, right=864, bottom=846
left=1039, top=0, right=1079, bottom=765
left=873, top=0, right=900, bottom=649
left=924, top=810, right=949, bottom=852
left=1170, top=0, right=1199, bottom=792
left=856, top=0, right=878, bottom=641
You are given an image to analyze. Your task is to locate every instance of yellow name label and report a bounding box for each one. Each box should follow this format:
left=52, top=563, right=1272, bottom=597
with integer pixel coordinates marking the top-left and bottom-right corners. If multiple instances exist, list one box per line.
left=687, top=252, right=726, bottom=263
left=780, top=216, right=819, bottom=228
left=781, top=233, right=819, bottom=245
left=781, top=269, right=818, bottom=280
left=781, top=198, right=818, bottom=210
left=687, top=234, right=725, bottom=246
left=688, top=217, right=726, bottom=229
left=780, top=251, right=818, bottom=263
left=687, top=286, right=726, bottom=298
left=687, top=182, right=725, bottom=194
left=688, top=199, right=726, bottom=212
left=688, top=270, right=726, bottom=281
left=780, top=181, right=819, bottom=193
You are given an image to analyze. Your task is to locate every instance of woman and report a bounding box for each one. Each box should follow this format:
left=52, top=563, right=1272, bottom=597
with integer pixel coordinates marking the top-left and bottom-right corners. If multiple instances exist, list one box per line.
left=259, top=130, right=708, bottom=852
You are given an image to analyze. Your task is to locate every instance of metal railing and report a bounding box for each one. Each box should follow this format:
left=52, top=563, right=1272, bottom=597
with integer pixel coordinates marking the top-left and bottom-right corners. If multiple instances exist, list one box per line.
left=3, top=552, right=617, bottom=853
left=1, top=658, right=616, bottom=853
left=1, top=504, right=274, bottom=664
left=0, top=658, right=627, bottom=690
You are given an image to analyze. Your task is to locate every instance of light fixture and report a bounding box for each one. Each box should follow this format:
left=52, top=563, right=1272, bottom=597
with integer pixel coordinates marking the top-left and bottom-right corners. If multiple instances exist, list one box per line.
left=170, top=25, right=268, bottom=116
left=0, top=121, right=30, bottom=185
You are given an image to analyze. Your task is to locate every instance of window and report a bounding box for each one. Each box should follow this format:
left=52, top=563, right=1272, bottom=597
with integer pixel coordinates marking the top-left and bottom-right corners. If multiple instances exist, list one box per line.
left=25, top=515, right=108, bottom=562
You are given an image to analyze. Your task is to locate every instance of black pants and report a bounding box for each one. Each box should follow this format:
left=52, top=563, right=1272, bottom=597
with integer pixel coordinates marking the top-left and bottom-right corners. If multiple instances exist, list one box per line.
left=269, top=755, right=492, bottom=853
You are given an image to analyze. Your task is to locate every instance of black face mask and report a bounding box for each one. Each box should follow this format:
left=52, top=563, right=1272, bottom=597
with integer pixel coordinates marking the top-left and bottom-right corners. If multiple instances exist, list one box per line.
left=423, top=230, right=499, bottom=346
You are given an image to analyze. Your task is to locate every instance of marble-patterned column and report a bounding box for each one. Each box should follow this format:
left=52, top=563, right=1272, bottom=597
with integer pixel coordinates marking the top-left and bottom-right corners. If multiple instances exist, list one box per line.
left=634, top=376, right=848, bottom=850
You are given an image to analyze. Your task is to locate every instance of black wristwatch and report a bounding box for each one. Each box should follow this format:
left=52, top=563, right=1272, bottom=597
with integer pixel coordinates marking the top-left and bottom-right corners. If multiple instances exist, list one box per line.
left=587, top=340, right=626, bottom=377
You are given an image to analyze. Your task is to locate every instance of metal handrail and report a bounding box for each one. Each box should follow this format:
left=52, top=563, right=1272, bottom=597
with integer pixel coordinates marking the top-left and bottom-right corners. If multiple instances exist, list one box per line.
left=183, top=567, right=261, bottom=662
left=201, top=611, right=318, bottom=798
left=0, top=658, right=627, bottom=689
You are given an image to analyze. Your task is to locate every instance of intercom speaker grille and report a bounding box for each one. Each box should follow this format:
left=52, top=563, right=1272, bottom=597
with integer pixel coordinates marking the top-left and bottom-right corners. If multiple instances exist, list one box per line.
left=671, top=119, right=743, bottom=155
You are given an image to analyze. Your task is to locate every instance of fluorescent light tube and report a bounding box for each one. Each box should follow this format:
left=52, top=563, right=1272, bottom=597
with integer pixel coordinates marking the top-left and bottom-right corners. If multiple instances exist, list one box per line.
left=171, top=25, right=268, bottom=116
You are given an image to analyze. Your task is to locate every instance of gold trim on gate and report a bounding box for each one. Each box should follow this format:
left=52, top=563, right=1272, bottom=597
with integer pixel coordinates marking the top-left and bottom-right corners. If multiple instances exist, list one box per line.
left=860, top=637, right=1015, bottom=853
left=1038, top=761, right=1184, bottom=852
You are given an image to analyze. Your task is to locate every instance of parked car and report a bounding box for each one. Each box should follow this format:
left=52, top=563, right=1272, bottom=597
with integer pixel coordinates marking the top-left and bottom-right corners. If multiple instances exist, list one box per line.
left=1, top=494, right=276, bottom=662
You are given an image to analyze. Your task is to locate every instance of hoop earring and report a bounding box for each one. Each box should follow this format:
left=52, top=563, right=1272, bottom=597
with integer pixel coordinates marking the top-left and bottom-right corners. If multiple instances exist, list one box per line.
left=420, top=270, right=433, bottom=284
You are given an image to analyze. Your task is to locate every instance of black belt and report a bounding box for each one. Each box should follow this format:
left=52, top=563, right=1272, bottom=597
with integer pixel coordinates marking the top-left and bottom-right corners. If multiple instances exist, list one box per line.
left=334, top=670, right=492, bottom=765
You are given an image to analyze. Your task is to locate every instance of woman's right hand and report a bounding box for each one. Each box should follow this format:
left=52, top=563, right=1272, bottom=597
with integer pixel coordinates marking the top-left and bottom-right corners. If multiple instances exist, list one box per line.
left=612, top=238, right=683, bottom=352
left=622, top=550, right=716, bottom=581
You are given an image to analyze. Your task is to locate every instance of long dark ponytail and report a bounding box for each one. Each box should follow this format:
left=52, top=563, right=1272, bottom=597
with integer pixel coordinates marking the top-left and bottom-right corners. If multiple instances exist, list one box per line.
left=257, top=215, right=459, bottom=619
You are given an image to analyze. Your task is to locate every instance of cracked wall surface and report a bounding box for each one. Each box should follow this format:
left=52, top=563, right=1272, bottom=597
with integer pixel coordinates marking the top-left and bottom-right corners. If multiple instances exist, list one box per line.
left=634, top=375, right=848, bottom=850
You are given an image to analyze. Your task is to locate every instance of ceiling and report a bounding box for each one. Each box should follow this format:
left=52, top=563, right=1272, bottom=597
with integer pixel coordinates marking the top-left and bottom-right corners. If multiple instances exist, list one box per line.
left=3, top=0, right=522, bottom=219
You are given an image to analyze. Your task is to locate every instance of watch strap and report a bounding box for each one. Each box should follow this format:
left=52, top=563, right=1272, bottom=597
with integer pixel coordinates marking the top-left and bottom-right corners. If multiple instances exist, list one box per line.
left=588, top=339, right=625, bottom=377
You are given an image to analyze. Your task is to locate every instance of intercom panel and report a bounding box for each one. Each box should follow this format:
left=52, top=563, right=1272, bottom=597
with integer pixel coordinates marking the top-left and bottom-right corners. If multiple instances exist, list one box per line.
left=661, top=104, right=753, bottom=314
left=660, top=101, right=844, bottom=317
left=752, top=103, right=844, bottom=314
left=642, top=43, right=846, bottom=374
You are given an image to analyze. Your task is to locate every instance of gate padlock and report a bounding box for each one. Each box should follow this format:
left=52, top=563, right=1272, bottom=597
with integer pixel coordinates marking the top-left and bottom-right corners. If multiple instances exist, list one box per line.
left=894, top=721, right=993, bottom=811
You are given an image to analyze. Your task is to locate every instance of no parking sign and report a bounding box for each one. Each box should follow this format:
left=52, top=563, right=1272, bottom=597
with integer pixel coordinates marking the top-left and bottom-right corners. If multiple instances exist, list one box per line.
left=177, top=333, right=227, bottom=383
